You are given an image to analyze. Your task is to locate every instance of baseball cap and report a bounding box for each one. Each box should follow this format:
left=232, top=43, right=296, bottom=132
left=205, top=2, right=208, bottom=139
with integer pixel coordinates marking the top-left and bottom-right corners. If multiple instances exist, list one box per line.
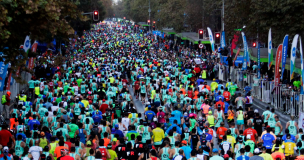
left=223, top=154, right=229, bottom=159
left=212, top=148, right=218, bottom=153
left=41, top=132, right=45, bottom=136
left=181, top=140, right=187, bottom=145
left=115, top=124, right=119, bottom=128
left=153, top=117, right=158, bottom=122
left=254, top=148, right=260, bottom=154
left=3, top=146, right=9, bottom=151
left=254, top=109, right=259, bottom=113
left=113, top=138, right=117, bottom=142
left=148, top=105, right=151, bottom=108
left=102, top=99, right=106, bottom=102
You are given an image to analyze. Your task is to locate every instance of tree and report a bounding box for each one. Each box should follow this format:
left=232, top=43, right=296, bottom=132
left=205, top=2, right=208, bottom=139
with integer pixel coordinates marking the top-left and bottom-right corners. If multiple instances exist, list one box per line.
left=0, top=0, right=88, bottom=83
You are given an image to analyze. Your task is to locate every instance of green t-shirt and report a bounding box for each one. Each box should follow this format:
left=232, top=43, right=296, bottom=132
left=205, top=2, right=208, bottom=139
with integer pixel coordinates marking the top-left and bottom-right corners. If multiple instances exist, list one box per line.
left=28, top=80, right=35, bottom=89
left=108, top=149, right=117, bottom=160
left=228, top=85, right=237, bottom=95
left=76, top=79, right=82, bottom=87
left=69, top=124, right=79, bottom=138
left=126, top=131, right=139, bottom=141
left=55, top=97, right=62, bottom=104
left=109, top=77, right=115, bottom=83
left=259, top=153, right=273, bottom=160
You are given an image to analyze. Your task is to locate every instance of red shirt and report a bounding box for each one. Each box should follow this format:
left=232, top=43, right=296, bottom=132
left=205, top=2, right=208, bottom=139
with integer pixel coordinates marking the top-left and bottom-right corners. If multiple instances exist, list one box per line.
left=223, top=91, right=231, bottom=101
left=99, top=103, right=109, bottom=114
left=244, top=128, right=258, bottom=142
left=65, top=141, right=72, bottom=151
left=122, top=79, right=128, bottom=84
left=0, top=129, right=12, bottom=146
left=98, top=147, right=108, bottom=160
left=187, top=90, right=193, bottom=98
left=134, top=81, right=140, bottom=90
left=59, top=155, right=74, bottom=160
left=215, top=101, right=225, bottom=111
left=216, top=127, right=228, bottom=139
left=194, top=67, right=201, bottom=74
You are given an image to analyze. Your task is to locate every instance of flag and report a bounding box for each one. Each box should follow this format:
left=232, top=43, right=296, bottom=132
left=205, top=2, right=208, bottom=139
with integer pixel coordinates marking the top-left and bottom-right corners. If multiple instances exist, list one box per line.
left=221, top=31, right=226, bottom=48
left=281, top=35, right=289, bottom=80
left=5, top=72, right=12, bottom=90
left=275, top=44, right=283, bottom=86
left=231, top=34, right=239, bottom=56
left=299, top=37, right=304, bottom=94
left=268, top=29, right=273, bottom=70
left=233, top=48, right=241, bottom=66
left=23, top=36, right=31, bottom=53
left=241, top=32, right=248, bottom=70
left=290, top=34, right=299, bottom=81
left=207, top=27, right=215, bottom=52
left=31, top=41, right=38, bottom=53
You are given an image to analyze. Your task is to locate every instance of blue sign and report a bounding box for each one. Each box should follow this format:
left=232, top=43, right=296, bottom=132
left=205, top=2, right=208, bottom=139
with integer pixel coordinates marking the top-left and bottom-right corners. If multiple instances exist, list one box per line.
left=221, top=56, right=244, bottom=66
left=0, top=61, right=8, bottom=91
left=221, top=31, right=226, bottom=48
left=257, top=42, right=261, bottom=79
left=281, top=35, right=289, bottom=79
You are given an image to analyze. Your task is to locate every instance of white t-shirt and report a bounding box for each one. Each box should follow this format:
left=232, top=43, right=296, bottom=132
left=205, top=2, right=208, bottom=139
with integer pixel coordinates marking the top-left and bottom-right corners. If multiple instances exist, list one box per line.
left=29, top=146, right=42, bottom=160
left=122, top=117, right=130, bottom=131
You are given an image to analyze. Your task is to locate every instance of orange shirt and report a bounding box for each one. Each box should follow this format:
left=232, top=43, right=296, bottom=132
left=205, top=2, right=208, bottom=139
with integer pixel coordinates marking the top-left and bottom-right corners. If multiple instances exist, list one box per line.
left=202, top=85, right=210, bottom=91
left=193, top=91, right=199, bottom=99
left=10, top=118, right=18, bottom=130
left=58, top=81, right=63, bottom=87
left=216, top=127, right=228, bottom=139
left=54, top=146, right=69, bottom=158
left=180, top=88, right=186, bottom=95
left=103, top=138, right=110, bottom=147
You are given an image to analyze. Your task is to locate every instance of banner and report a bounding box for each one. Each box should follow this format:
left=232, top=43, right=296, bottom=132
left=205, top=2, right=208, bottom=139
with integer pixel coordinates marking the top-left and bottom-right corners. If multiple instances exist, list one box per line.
left=23, top=36, right=31, bottom=53
left=257, top=42, right=261, bottom=79
left=268, top=29, right=273, bottom=70
left=221, top=31, right=226, bottom=48
left=31, top=41, right=38, bottom=53
left=231, top=34, right=239, bottom=56
left=275, top=44, right=283, bottom=86
left=0, top=61, right=8, bottom=91
left=300, top=37, right=304, bottom=94
left=233, top=48, right=241, bottom=66
left=241, top=32, right=248, bottom=70
left=290, top=34, right=299, bottom=81
left=281, top=35, right=289, bottom=79
left=5, top=71, right=12, bottom=90
left=207, top=27, right=215, bottom=52
left=299, top=112, right=304, bottom=129
left=28, top=58, right=35, bottom=69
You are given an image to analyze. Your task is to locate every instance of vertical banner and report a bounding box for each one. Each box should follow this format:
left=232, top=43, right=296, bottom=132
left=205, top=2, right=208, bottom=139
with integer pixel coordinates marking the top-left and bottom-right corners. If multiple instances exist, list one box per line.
left=233, top=48, right=241, bottom=66
left=299, top=37, right=304, bottom=94
left=275, top=44, right=283, bottom=86
left=31, top=41, right=38, bottom=53
left=257, top=42, right=261, bottom=79
left=5, top=72, right=12, bottom=90
left=220, top=31, right=226, bottom=48
left=281, top=35, right=289, bottom=80
left=231, top=34, right=239, bottom=56
left=290, top=34, right=299, bottom=81
left=207, top=27, right=215, bottom=52
left=0, top=62, right=8, bottom=91
left=241, top=32, right=248, bottom=70
left=16, top=67, right=20, bottom=77
left=28, top=58, right=35, bottom=69
left=268, top=28, right=273, bottom=70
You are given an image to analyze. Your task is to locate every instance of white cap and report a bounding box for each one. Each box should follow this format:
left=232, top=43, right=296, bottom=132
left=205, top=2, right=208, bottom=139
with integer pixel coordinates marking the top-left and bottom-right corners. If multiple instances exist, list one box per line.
left=3, top=146, right=9, bottom=150
left=153, top=117, right=158, bottom=122
left=254, top=148, right=260, bottom=154
left=254, top=109, right=259, bottom=113
left=246, top=135, right=251, bottom=139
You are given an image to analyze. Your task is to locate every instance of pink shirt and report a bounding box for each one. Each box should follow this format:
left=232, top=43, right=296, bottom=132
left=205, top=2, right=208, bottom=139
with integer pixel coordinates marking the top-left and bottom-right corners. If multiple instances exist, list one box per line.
left=157, top=112, right=166, bottom=123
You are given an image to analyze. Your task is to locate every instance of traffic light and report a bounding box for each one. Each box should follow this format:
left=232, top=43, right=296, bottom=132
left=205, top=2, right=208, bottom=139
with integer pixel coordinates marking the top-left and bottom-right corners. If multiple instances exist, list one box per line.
left=93, top=10, right=99, bottom=21
left=147, top=20, right=150, bottom=24
left=124, top=17, right=126, bottom=19
left=198, top=29, right=204, bottom=39
left=253, top=42, right=256, bottom=47
left=153, top=26, right=155, bottom=30
left=215, top=32, right=220, bottom=44
left=153, top=21, right=156, bottom=24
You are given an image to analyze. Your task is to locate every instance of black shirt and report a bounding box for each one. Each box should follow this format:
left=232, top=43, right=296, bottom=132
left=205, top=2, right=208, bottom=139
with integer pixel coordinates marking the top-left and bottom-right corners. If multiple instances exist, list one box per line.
left=134, top=142, right=145, bottom=154
left=253, top=117, right=264, bottom=136
left=115, top=144, right=127, bottom=159
left=126, top=149, right=138, bottom=160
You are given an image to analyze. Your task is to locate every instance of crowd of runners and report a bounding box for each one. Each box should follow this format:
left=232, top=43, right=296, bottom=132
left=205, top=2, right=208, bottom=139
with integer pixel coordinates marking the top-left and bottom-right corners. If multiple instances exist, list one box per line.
left=0, top=21, right=303, bottom=160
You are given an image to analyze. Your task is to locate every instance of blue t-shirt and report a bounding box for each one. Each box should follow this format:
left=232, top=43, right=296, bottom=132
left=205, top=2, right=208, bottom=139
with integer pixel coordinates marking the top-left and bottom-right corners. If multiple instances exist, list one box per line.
left=28, top=119, right=41, bottom=130
left=180, top=146, right=192, bottom=159
left=261, top=133, right=275, bottom=149
left=282, top=134, right=296, bottom=142
left=237, top=155, right=250, bottom=160
left=171, top=110, right=182, bottom=124
left=244, top=86, right=252, bottom=95
left=92, top=114, right=102, bottom=123
left=224, top=102, right=229, bottom=114
left=196, top=79, right=204, bottom=87
left=145, top=111, right=156, bottom=120
left=215, top=95, right=224, bottom=102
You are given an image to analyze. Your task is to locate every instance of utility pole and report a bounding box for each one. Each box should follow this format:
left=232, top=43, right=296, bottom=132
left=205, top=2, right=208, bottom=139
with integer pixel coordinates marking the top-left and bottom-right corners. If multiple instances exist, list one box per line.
left=148, top=0, right=151, bottom=32
left=222, top=0, right=224, bottom=31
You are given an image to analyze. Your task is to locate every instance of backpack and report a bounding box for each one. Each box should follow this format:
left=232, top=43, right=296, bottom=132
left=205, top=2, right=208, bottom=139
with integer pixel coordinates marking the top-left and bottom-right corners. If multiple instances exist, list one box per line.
left=91, top=127, right=99, bottom=136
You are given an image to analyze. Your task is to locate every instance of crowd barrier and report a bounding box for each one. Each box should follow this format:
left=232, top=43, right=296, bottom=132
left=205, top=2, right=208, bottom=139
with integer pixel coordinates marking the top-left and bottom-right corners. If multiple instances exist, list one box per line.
left=218, top=67, right=304, bottom=118
left=0, top=72, right=31, bottom=105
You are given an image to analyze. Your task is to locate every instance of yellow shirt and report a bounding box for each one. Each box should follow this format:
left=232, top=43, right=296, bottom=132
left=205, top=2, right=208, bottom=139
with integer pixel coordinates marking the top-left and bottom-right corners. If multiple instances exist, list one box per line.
left=81, top=100, right=89, bottom=108
left=128, top=113, right=138, bottom=119
left=152, top=127, right=165, bottom=142
left=227, top=135, right=236, bottom=151
left=109, top=77, right=115, bottom=83
left=259, top=153, right=273, bottom=160
left=210, top=82, right=218, bottom=92
left=272, top=145, right=284, bottom=153
left=283, top=141, right=296, bottom=156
